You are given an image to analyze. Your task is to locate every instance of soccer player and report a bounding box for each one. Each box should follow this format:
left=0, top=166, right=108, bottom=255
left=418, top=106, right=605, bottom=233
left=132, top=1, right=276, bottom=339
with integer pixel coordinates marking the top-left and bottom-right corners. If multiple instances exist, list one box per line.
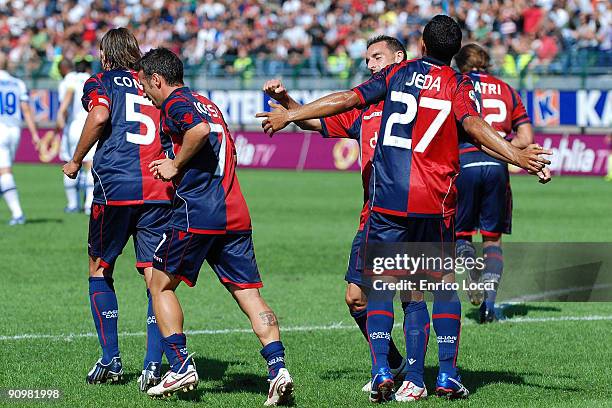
left=262, top=36, right=409, bottom=392
left=0, top=53, right=40, bottom=225
left=454, top=43, right=537, bottom=322
left=135, top=48, right=294, bottom=406
left=57, top=58, right=95, bottom=214
left=62, top=28, right=174, bottom=391
left=257, top=15, right=551, bottom=403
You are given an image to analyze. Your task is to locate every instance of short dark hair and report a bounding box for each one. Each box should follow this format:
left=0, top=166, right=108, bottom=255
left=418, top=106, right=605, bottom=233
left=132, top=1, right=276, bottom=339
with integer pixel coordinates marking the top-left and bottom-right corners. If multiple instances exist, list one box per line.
left=100, top=28, right=141, bottom=70
left=422, top=15, right=462, bottom=64
left=75, top=59, right=92, bottom=73
left=367, top=35, right=407, bottom=61
left=58, top=58, right=73, bottom=71
left=136, top=48, right=184, bottom=87
left=454, top=43, right=490, bottom=73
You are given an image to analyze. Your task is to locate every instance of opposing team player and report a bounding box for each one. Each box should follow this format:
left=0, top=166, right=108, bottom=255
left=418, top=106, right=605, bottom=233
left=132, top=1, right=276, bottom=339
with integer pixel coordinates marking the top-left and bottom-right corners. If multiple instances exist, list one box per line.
left=454, top=44, right=537, bottom=322
left=262, top=36, right=409, bottom=391
left=0, top=53, right=40, bottom=225
left=62, top=28, right=173, bottom=391
left=57, top=58, right=95, bottom=214
left=135, top=48, right=294, bottom=406
left=257, top=15, right=551, bottom=403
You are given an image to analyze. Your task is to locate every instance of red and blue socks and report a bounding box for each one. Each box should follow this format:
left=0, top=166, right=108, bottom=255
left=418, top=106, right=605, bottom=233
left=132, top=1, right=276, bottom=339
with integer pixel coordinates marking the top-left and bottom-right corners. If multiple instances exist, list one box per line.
left=162, top=333, right=191, bottom=374
left=144, top=289, right=163, bottom=369
left=89, top=277, right=119, bottom=364
left=366, top=290, right=395, bottom=375
left=402, top=301, right=430, bottom=387
left=260, top=341, right=286, bottom=380
left=351, top=308, right=404, bottom=370
left=432, top=290, right=461, bottom=377
left=483, top=245, right=503, bottom=309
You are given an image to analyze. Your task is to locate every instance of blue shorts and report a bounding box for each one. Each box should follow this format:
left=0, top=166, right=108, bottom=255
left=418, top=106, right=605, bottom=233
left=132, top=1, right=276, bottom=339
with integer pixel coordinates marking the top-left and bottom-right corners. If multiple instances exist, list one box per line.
left=88, top=204, right=172, bottom=270
left=362, top=212, right=456, bottom=288
left=364, top=211, right=455, bottom=244
left=346, top=229, right=366, bottom=286
left=152, top=229, right=262, bottom=288
left=456, top=159, right=512, bottom=238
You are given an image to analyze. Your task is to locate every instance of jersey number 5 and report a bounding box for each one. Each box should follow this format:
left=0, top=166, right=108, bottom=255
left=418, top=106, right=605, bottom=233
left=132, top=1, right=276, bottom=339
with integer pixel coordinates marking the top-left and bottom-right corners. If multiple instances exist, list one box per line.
left=125, top=93, right=156, bottom=145
left=383, top=91, right=451, bottom=153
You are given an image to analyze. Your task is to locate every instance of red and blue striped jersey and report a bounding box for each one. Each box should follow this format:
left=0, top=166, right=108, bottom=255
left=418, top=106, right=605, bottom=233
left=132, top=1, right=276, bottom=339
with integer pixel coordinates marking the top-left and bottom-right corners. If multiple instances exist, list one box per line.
left=161, top=87, right=251, bottom=234
left=459, top=71, right=531, bottom=161
left=82, top=69, right=174, bottom=205
left=352, top=56, right=480, bottom=218
left=319, top=101, right=382, bottom=230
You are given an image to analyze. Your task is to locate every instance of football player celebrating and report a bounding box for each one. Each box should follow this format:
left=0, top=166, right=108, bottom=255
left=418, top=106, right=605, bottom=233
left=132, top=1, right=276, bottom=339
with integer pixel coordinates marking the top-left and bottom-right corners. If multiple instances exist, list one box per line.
left=257, top=15, right=551, bottom=403
left=136, top=48, right=294, bottom=406
left=454, top=44, right=543, bottom=322
left=62, top=28, right=173, bottom=391
left=262, top=35, right=408, bottom=393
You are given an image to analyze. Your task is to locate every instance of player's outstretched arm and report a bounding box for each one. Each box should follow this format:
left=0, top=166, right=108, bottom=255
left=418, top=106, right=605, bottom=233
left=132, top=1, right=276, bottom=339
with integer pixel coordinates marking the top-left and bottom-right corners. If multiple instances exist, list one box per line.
left=21, top=101, right=40, bottom=147
left=511, top=123, right=534, bottom=149
left=149, top=122, right=211, bottom=182
left=63, top=105, right=108, bottom=179
left=462, top=115, right=552, bottom=174
left=56, top=89, right=75, bottom=132
left=262, top=80, right=322, bottom=132
left=256, top=90, right=360, bottom=136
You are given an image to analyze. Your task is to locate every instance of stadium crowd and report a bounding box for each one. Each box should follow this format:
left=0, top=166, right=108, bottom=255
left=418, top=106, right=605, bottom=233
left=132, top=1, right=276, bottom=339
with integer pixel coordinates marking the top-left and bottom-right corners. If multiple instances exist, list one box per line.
left=0, top=0, right=610, bottom=78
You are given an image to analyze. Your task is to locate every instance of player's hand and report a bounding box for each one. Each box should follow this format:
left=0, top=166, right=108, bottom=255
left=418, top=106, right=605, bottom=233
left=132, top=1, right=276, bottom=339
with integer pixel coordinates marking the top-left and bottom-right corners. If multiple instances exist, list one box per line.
left=63, top=160, right=81, bottom=179
left=255, top=102, right=290, bottom=136
left=149, top=158, right=179, bottom=182
left=262, top=79, right=289, bottom=102
left=515, top=143, right=552, bottom=174
left=536, top=166, right=552, bottom=184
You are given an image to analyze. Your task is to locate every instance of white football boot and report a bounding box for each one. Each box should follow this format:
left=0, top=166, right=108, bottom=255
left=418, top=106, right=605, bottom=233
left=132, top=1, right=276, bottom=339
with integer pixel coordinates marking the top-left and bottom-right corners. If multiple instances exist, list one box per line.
left=147, top=354, right=198, bottom=398
left=395, top=380, right=428, bottom=402
left=264, top=368, right=294, bottom=406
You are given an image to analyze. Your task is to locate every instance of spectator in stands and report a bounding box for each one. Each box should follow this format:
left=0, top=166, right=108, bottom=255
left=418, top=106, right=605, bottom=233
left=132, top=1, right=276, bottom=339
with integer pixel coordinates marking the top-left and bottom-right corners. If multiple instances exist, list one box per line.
left=0, top=0, right=607, bottom=79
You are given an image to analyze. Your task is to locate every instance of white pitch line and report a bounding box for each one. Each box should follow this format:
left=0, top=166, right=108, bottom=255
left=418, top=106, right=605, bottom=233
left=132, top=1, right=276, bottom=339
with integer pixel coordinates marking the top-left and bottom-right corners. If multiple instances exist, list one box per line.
left=1, top=315, right=612, bottom=342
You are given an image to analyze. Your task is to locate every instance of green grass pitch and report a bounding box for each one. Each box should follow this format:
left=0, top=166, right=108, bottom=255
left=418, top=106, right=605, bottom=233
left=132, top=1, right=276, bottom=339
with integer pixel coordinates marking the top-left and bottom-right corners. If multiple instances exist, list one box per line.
left=1, top=164, right=611, bottom=407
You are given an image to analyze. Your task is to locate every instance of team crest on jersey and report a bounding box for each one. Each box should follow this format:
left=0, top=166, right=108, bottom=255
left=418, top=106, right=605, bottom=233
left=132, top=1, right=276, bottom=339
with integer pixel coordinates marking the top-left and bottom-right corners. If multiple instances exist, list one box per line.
left=182, top=112, right=194, bottom=125
left=178, top=231, right=187, bottom=240
left=533, top=89, right=560, bottom=127
left=92, top=204, right=104, bottom=220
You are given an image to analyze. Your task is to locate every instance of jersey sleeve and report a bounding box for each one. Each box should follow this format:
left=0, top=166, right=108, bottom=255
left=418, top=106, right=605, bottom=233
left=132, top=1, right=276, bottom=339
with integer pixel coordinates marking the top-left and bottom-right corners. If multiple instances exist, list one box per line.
left=352, top=63, right=398, bottom=107
left=17, top=80, right=29, bottom=102
left=452, top=74, right=480, bottom=123
left=165, top=98, right=208, bottom=134
left=509, top=85, right=531, bottom=130
left=319, top=108, right=362, bottom=139
left=82, top=74, right=110, bottom=112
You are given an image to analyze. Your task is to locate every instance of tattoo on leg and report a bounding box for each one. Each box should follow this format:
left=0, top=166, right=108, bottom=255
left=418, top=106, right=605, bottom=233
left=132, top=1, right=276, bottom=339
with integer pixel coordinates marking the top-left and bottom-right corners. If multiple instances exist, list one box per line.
left=259, top=311, right=278, bottom=326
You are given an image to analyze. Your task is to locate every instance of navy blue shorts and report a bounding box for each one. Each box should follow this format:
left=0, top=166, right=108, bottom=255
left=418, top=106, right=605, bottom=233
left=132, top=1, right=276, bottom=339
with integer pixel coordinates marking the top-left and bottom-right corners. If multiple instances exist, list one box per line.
left=456, top=160, right=512, bottom=238
left=345, top=229, right=366, bottom=286
left=88, top=204, right=172, bottom=270
left=152, top=229, right=262, bottom=288
left=362, top=212, right=456, bottom=287
left=364, top=211, right=455, bottom=244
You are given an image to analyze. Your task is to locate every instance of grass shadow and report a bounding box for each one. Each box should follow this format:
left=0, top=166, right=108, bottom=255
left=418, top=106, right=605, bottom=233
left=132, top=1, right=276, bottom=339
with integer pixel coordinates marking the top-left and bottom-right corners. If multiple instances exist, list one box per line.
left=172, top=357, right=276, bottom=402
left=466, top=303, right=563, bottom=322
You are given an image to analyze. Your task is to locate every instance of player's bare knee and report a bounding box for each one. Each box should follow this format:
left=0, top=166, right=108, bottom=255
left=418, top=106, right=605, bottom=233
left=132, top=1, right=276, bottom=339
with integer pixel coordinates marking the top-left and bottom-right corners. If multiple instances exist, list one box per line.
left=0, top=167, right=11, bottom=175
left=483, top=235, right=502, bottom=247
left=345, top=283, right=367, bottom=313
left=88, top=257, right=113, bottom=278
left=345, top=293, right=367, bottom=313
